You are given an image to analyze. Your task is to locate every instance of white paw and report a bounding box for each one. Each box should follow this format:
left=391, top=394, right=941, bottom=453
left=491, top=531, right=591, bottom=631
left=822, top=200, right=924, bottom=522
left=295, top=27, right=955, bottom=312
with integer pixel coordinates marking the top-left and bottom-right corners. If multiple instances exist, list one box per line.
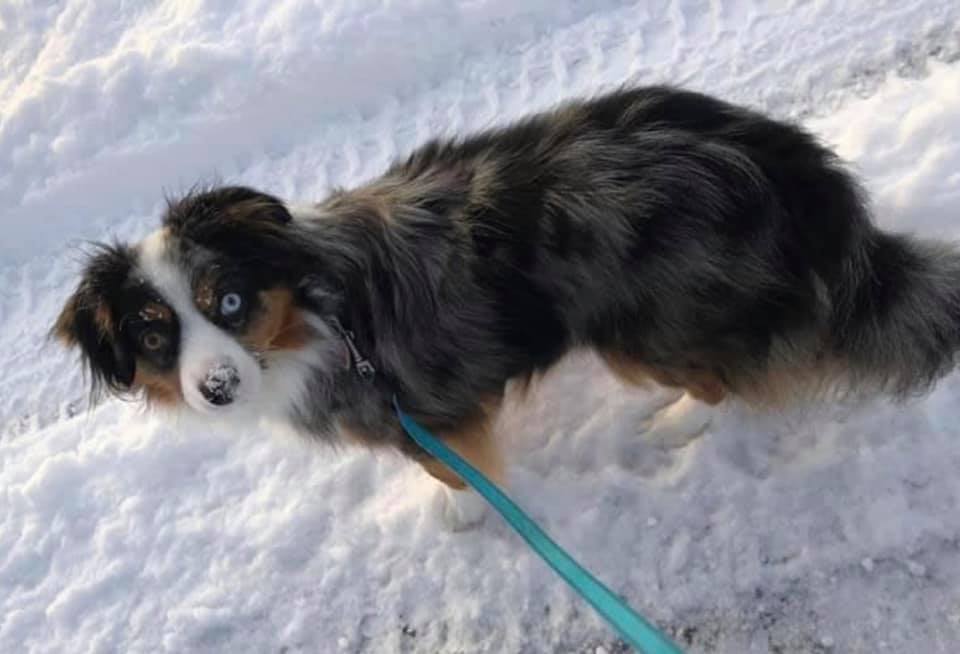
left=642, top=393, right=713, bottom=449
left=432, top=484, right=487, bottom=531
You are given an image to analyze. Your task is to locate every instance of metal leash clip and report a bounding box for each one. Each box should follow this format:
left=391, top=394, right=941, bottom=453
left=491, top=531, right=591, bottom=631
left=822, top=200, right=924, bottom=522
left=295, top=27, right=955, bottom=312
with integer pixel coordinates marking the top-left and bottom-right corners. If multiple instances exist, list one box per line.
left=329, top=317, right=377, bottom=382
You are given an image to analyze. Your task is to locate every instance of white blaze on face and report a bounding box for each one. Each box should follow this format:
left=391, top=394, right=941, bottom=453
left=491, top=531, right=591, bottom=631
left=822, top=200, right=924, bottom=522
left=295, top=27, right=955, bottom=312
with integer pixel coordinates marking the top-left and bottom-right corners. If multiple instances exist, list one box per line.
left=137, top=230, right=263, bottom=414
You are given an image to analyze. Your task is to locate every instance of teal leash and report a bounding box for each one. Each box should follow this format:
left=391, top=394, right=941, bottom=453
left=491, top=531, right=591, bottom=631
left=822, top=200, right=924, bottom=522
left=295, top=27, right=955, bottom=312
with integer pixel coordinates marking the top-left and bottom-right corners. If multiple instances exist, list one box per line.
left=330, top=320, right=683, bottom=653
left=394, top=398, right=684, bottom=654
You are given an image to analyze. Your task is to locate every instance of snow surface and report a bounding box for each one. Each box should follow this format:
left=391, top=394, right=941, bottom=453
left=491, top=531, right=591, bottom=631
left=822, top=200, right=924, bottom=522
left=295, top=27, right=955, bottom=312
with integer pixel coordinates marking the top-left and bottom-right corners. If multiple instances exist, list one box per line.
left=2, top=1, right=960, bottom=652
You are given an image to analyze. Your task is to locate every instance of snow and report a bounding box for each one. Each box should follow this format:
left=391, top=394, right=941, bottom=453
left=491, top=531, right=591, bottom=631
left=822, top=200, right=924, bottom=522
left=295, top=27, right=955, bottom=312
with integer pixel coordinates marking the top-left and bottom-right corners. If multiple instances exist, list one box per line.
left=2, top=1, right=960, bottom=652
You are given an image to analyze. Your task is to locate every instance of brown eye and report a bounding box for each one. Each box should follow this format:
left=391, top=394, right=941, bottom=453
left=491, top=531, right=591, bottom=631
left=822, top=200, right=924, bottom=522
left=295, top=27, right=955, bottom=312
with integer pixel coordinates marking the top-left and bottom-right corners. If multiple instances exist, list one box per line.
left=141, top=331, right=166, bottom=351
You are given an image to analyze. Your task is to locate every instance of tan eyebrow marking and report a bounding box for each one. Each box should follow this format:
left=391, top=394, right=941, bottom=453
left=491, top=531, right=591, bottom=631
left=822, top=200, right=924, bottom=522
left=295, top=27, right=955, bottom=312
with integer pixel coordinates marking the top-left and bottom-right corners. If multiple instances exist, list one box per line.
left=139, top=302, right=172, bottom=322
left=194, top=278, right=216, bottom=313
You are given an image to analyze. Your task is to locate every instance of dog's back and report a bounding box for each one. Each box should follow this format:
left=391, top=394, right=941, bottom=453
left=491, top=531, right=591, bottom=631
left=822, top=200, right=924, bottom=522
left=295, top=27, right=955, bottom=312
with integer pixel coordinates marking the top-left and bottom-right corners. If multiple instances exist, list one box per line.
left=374, top=86, right=960, bottom=405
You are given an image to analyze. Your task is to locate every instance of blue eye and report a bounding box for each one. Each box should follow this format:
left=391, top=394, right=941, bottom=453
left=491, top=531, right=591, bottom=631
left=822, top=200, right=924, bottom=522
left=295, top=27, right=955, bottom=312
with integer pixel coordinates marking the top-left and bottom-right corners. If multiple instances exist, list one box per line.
left=220, top=292, right=243, bottom=316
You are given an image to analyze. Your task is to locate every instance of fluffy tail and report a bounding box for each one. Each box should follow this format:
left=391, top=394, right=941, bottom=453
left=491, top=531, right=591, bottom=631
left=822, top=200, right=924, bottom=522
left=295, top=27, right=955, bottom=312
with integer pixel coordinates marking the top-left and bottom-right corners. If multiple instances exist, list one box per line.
left=830, top=230, right=960, bottom=397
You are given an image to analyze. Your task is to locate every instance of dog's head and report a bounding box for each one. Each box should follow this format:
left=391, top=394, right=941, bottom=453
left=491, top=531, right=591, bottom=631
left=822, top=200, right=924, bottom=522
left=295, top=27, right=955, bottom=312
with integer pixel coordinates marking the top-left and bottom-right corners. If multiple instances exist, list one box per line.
left=53, top=186, right=333, bottom=414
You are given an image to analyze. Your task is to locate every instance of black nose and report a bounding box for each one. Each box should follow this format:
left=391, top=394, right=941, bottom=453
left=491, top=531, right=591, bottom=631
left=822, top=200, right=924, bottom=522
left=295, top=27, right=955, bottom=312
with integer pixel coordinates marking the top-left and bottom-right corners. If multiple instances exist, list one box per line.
left=198, top=365, right=240, bottom=406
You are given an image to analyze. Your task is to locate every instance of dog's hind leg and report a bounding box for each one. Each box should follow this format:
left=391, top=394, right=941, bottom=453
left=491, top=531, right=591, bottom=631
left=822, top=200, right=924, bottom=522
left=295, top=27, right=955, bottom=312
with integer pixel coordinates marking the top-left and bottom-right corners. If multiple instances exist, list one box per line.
left=418, top=410, right=505, bottom=531
left=602, top=353, right=724, bottom=449
left=640, top=392, right=714, bottom=449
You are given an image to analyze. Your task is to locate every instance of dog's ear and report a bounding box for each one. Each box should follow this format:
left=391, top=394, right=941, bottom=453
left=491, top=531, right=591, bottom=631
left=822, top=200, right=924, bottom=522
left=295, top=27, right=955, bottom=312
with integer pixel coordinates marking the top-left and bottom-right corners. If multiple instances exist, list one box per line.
left=218, top=188, right=292, bottom=226
left=165, top=186, right=314, bottom=286
left=164, top=186, right=292, bottom=233
left=52, top=246, right=137, bottom=399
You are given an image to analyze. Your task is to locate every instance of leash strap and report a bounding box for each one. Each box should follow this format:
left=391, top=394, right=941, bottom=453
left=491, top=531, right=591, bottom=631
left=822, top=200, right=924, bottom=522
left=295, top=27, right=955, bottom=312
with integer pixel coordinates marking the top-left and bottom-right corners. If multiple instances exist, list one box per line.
left=394, top=398, right=684, bottom=654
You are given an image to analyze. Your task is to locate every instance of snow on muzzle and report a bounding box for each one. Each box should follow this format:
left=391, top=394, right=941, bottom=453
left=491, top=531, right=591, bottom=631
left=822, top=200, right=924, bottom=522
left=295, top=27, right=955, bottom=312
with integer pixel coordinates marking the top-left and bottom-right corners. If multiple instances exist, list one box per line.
left=199, top=363, right=241, bottom=406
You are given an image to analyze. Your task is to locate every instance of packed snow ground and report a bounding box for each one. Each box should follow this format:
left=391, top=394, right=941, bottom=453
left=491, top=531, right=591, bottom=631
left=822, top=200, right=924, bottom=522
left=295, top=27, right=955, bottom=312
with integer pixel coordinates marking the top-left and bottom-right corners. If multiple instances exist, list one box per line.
left=2, top=1, right=960, bottom=652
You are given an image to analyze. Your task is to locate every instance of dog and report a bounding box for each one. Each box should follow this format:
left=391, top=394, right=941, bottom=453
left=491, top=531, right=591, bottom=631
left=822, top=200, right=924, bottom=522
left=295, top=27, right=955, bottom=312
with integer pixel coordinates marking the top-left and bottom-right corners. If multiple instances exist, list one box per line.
left=53, top=86, right=960, bottom=528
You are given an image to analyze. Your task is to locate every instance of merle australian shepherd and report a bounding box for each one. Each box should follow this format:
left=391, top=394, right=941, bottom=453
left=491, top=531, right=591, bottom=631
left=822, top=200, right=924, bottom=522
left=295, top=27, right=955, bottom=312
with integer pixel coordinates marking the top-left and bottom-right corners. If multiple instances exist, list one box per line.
left=54, top=86, right=960, bottom=527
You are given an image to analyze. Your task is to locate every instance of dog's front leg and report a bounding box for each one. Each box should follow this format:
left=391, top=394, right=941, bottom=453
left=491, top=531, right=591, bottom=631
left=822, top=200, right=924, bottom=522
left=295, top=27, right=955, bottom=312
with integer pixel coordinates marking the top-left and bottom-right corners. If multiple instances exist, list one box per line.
left=417, top=416, right=505, bottom=531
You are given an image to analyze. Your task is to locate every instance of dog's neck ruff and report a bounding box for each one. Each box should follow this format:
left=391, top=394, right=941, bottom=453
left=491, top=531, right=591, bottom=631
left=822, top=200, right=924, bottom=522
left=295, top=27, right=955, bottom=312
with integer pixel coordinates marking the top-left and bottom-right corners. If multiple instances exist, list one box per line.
left=328, top=316, right=376, bottom=381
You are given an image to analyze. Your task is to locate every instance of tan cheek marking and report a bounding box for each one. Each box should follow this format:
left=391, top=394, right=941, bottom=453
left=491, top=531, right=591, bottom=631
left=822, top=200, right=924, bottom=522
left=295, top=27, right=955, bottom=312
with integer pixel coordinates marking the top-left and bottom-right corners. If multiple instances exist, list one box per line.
left=241, top=288, right=313, bottom=352
left=133, top=367, right=184, bottom=407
